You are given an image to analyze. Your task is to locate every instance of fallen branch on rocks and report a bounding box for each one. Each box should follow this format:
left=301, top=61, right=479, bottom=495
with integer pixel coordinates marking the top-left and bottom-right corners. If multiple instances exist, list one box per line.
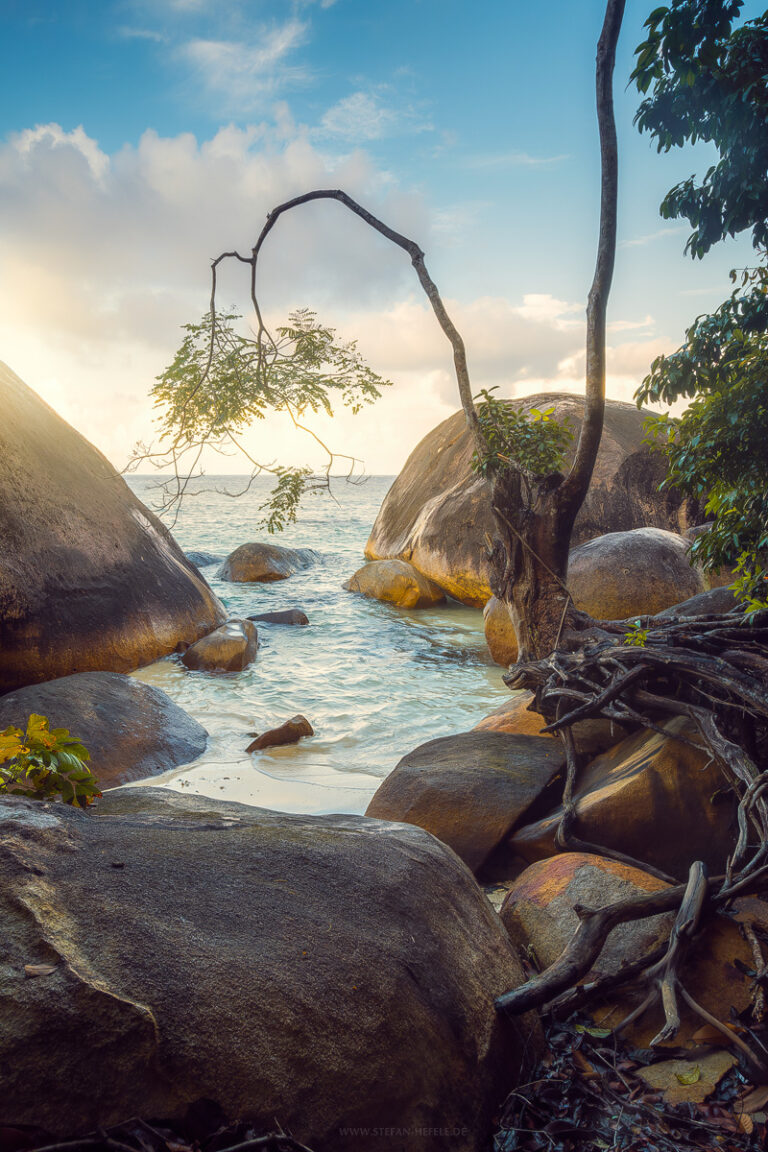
left=497, top=608, right=768, bottom=1060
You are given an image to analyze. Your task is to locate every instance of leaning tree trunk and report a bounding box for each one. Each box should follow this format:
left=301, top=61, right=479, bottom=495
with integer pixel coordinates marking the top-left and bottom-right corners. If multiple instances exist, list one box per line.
left=488, top=0, right=624, bottom=663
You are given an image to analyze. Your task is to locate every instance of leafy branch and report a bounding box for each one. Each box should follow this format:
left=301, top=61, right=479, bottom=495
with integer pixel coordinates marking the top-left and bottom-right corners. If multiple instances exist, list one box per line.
left=128, top=307, right=390, bottom=530
left=0, top=714, right=100, bottom=807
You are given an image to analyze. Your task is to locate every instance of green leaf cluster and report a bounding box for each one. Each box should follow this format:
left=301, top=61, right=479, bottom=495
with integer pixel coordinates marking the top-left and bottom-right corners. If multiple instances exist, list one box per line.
left=633, top=2, right=768, bottom=616
left=471, top=389, right=573, bottom=479
left=151, top=307, right=391, bottom=531
left=0, top=714, right=100, bottom=807
left=623, top=620, right=650, bottom=647
left=632, top=1, right=768, bottom=259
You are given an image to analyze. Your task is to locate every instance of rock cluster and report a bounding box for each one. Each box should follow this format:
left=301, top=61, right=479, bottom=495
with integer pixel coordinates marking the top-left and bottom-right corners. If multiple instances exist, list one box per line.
left=365, top=395, right=701, bottom=607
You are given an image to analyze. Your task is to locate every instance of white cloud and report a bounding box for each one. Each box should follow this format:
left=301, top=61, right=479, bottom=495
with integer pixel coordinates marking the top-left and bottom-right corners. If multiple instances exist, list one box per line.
left=465, top=151, right=570, bottom=170
left=180, top=20, right=310, bottom=111
left=9, top=123, right=109, bottom=183
left=320, top=92, right=400, bottom=142
left=318, top=90, right=431, bottom=143
left=619, top=225, right=687, bottom=248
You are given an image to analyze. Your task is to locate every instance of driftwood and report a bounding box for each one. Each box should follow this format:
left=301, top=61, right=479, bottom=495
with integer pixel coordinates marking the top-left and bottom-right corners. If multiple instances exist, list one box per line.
left=496, top=607, right=768, bottom=1067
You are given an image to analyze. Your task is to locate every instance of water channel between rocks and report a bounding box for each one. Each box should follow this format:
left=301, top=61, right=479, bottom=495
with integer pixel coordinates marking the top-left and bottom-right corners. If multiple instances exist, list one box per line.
left=128, top=474, right=508, bottom=815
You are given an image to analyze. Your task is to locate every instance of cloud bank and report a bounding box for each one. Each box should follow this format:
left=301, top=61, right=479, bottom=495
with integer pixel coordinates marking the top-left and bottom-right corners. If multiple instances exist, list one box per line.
left=0, top=119, right=672, bottom=476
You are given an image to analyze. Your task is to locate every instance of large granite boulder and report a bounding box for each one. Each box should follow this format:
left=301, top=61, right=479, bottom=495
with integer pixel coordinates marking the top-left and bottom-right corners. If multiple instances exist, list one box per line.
left=344, top=559, right=446, bottom=608
left=0, top=789, right=540, bottom=1150
left=366, top=395, right=700, bottom=606
left=0, top=671, right=207, bottom=789
left=366, top=731, right=566, bottom=874
left=567, top=527, right=704, bottom=620
left=219, top=542, right=317, bottom=582
left=0, top=363, right=225, bottom=693
left=510, top=716, right=736, bottom=880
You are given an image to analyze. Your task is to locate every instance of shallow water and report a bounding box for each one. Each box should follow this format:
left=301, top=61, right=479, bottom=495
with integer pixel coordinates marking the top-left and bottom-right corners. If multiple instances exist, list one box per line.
left=128, top=474, right=508, bottom=815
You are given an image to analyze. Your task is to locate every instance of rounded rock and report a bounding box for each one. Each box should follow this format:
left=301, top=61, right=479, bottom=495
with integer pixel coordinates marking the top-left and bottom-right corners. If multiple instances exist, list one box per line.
left=0, top=671, right=207, bottom=789
left=344, top=559, right=446, bottom=609
left=567, top=526, right=704, bottom=620
left=181, top=619, right=259, bottom=673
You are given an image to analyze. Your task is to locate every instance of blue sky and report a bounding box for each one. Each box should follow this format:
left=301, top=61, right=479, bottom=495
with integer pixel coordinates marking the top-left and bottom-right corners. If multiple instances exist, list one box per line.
left=0, top=0, right=762, bottom=473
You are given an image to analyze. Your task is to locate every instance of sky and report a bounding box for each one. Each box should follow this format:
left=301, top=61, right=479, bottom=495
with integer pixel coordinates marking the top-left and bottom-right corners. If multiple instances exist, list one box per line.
left=0, top=0, right=763, bottom=478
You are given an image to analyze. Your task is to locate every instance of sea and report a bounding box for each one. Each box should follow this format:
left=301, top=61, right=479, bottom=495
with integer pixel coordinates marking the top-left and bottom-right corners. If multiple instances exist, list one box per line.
left=127, top=474, right=508, bottom=816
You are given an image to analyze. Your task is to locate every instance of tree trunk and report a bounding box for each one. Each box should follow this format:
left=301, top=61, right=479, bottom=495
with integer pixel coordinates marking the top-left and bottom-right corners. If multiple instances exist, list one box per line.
left=489, top=471, right=584, bottom=661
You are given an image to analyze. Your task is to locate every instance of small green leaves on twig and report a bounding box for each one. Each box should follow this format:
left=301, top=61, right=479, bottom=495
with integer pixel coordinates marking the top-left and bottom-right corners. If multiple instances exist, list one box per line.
left=470, top=389, right=573, bottom=479
left=0, top=714, right=100, bottom=807
left=624, top=619, right=650, bottom=647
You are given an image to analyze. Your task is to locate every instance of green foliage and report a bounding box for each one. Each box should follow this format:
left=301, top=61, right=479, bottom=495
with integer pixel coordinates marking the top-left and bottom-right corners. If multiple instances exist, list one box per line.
left=471, top=388, right=574, bottom=478
left=623, top=620, right=650, bottom=647
left=632, top=1, right=768, bottom=258
left=151, top=307, right=391, bottom=531
left=0, top=714, right=100, bottom=807
left=633, top=1, right=768, bottom=616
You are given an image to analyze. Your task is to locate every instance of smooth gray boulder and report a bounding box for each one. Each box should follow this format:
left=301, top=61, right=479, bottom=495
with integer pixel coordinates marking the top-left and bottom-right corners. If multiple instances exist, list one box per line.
left=0, top=362, right=226, bottom=694
left=0, top=789, right=539, bottom=1150
left=367, top=732, right=566, bottom=874
left=0, top=671, right=207, bottom=789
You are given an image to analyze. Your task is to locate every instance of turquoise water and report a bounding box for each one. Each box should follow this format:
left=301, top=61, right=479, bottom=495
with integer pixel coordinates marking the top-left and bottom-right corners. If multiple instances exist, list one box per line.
left=128, top=474, right=507, bottom=815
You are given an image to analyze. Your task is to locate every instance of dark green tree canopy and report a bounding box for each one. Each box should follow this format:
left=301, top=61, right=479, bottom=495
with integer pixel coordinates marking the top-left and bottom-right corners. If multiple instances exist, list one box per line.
left=633, top=0, right=768, bottom=614
left=633, top=0, right=768, bottom=257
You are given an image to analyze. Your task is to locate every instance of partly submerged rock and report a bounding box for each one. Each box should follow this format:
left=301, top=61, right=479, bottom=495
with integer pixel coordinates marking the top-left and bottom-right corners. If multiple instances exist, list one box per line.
left=219, top=543, right=317, bottom=583
left=567, top=527, right=704, bottom=620
left=366, top=731, right=566, bottom=874
left=185, top=550, right=221, bottom=568
left=0, top=672, right=207, bottom=789
left=365, top=395, right=701, bottom=606
left=0, top=362, right=226, bottom=694
left=181, top=620, right=259, bottom=673
left=509, top=716, right=736, bottom=880
left=247, top=609, right=310, bottom=626
left=344, top=559, right=446, bottom=609
left=0, top=789, right=540, bottom=1149
left=483, top=596, right=519, bottom=666
left=247, top=715, right=314, bottom=751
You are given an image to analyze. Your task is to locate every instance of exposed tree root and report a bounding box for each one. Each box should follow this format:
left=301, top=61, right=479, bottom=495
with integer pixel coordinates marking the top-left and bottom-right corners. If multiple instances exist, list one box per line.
left=496, top=608, right=768, bottom=1062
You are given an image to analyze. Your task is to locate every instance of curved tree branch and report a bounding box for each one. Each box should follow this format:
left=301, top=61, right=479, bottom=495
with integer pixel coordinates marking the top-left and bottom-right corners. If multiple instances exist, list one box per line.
left=247, top=189, right=487, bottom=453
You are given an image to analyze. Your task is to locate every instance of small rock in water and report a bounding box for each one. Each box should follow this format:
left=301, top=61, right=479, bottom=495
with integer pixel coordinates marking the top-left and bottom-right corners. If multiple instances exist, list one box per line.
left=247, top=609, right=309, bottom=626
left=185, top=550, right=221, bottom=568
left=247, top=715, right=314, bottom=752
left=182, top=619, right=259, bottom=673
left=219, top=542, right=317, bottom=583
